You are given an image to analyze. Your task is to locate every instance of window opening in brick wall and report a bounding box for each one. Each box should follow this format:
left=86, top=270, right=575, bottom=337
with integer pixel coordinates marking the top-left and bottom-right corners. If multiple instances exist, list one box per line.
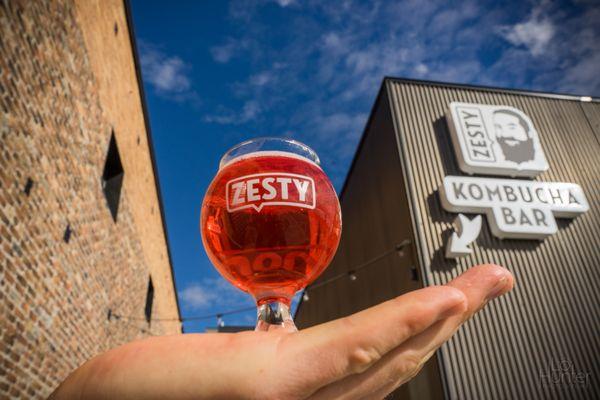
left=23, top=177, right=34, bottom=196
left=102, top=131, right=124, bottom=222
left=63, top=224, right=72, bottom=243
left=145, top=277, right=154, bottom=324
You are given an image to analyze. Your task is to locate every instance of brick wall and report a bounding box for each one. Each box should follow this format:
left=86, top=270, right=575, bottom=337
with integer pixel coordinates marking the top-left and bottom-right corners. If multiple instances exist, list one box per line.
left=0, top=1, right=181, bottom=398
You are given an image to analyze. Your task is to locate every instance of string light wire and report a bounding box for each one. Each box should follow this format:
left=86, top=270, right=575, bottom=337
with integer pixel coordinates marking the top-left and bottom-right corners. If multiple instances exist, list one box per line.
left=108, top=240, right=410, bottom=325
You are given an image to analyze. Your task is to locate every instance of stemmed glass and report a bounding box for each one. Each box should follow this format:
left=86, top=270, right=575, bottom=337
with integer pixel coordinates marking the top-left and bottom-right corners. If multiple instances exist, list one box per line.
left=200, top=138, right=341, bottom=331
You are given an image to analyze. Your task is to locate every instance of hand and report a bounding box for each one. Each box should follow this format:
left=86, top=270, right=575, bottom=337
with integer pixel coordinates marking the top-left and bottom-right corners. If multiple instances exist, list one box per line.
left=50, top=264, right=514, bottom=400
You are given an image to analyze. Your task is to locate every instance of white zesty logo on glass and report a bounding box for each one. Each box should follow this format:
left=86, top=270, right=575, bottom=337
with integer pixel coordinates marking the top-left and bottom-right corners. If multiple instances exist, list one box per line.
left=226, top=173, right=316, bottom=212
left=447, top=102, right=549, bottom=177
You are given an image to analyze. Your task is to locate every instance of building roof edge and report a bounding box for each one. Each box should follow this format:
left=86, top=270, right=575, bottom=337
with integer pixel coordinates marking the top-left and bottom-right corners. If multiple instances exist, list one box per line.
left=122, top=0, right=182, bottom=327
left=383, top=76, right=600, bottom=103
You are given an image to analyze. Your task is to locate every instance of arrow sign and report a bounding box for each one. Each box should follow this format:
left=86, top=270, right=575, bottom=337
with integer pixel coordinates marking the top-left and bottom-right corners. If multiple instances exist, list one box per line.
left=445, top=214, right=482, bottom=258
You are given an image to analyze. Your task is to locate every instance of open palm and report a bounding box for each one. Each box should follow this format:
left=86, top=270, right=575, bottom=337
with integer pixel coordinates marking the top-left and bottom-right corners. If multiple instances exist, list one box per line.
left=51, top=264, right=513, bottom=400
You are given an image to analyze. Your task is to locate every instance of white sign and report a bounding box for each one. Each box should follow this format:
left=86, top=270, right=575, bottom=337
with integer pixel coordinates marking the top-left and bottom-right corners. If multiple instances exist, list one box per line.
left=441, top=176, right=589, bottom=239
left=446, top=214, right=482, bottom=258
left=442, top=102, right=589, bottom=256
left=447, top=102, right=549, bottom=177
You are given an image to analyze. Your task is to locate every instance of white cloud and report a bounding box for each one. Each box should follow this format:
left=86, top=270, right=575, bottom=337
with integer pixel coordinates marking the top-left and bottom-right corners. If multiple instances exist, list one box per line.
left=499, top=17, right=554, bottom=56
left=202, top=0, right=599, bottom=186
left=204, top=100, right=262, bottom=125
left=491, top=5, right=600, bottom=95
left=241, top=100, right=261, bottom=120
left=140, top=44, right=193, bottom=96
left=249, top=71, right=273, bottom=86
left=314, top=112, right=366, bottom=138
left=180, top=277, right=252, bottom=311
left=557, top=51, right=600, bottom=95
left=414, top=63, right=429, bottom=76
left=180, top=285, right=215, bottom=309
left=299, top=110, right=368, bottom=180
left=210, top=42, right=235, bottom=63
left=497, top=1, right=555, bottom=57
left=428, top=60, right=482, bottom=84
left=210, top=38, right=250, bottom=63
left=321, top=32, right=348, bottom=55
left=274, top=0, right=295, bottom=6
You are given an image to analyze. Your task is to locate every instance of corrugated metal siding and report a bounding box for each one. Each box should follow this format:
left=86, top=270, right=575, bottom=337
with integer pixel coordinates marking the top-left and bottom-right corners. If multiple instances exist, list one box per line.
left=387, top=79, right=600, bottom=400
left=581, top=102, right=600, bottom=142
left=295, top=86, right=420, bottom=323
left=295, top=90, right=444, bottom=400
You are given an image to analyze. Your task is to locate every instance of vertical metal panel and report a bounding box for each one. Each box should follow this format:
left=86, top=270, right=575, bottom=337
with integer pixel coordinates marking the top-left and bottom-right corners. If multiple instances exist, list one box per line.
left=295, top=90, right=419, bottom=323
left=581, top=101, right=600, bottom=142
left=387, top=79, right=600, bottom=400
left=295, top=89, right=444, bottom=399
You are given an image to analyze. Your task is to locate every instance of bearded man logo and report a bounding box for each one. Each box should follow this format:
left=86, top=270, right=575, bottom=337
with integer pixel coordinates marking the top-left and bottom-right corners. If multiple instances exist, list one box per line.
left=492, top=109, right=536, bottom=164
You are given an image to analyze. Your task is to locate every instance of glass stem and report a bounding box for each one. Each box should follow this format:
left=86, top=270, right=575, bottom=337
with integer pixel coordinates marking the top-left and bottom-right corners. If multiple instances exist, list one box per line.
left=255, top=301, right=297, bottom=332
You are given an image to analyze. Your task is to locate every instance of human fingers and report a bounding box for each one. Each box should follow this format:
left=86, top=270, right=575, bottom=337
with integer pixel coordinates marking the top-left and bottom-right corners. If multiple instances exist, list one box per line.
left=279, top=285, right=467, bottom=398
left=308, top=264, right=514, bottom=400
left=446, top=263, right=515, bottom=319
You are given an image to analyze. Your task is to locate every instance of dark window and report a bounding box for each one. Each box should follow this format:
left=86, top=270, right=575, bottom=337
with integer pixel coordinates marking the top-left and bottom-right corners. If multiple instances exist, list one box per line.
left=63, top=224, right=72, bottom=243
left=102, top=132, right=124, bottom=222
left=24, top=178, right=34, bottom=196
left=409, top=265, right=419, bottom=282
left=145, top=277, right=154, bottom=324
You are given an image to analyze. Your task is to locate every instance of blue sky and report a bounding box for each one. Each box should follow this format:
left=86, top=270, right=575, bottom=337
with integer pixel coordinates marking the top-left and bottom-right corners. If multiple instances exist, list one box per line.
left=129, top=0, right=599, bottom=332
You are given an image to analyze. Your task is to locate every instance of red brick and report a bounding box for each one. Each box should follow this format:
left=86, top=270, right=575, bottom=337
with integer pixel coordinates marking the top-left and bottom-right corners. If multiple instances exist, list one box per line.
left=1, top=1, right=181, bottom=398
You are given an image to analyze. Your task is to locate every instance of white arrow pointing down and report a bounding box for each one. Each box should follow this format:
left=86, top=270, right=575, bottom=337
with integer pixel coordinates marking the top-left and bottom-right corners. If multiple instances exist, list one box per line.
left=445, top=214, right=482, bottom=259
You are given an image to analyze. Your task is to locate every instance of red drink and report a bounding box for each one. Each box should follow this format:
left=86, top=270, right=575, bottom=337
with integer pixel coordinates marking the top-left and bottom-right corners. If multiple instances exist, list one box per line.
left=201, top=151, right=341, bottom=305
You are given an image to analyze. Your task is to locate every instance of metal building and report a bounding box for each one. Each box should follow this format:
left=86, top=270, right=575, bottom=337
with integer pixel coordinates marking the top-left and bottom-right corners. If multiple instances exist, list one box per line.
left=295, top=78, right=599, bottom=399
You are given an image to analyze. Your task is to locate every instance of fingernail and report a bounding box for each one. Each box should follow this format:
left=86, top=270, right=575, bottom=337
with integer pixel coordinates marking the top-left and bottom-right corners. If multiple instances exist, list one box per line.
left=486, top=276, right=509, bottom=301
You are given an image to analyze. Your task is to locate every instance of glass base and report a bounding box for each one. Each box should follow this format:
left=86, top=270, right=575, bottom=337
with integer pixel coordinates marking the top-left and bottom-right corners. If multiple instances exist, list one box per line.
left=255, top=301, right=297, bottom=332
